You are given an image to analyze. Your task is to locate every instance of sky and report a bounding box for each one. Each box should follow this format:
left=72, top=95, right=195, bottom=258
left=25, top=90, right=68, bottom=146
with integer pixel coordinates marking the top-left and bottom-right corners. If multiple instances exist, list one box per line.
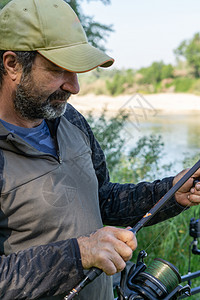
left=81, top=0, right=200, bottom=70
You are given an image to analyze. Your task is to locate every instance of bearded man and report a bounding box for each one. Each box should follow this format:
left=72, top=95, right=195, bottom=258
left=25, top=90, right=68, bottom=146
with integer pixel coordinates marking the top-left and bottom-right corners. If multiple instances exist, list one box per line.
left=0, top=1, right=200, bottom=300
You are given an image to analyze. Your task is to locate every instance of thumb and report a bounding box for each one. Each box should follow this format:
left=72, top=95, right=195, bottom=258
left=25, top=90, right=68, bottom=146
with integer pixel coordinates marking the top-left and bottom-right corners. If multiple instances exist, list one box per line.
left=125, top=226, right=132, bottom=230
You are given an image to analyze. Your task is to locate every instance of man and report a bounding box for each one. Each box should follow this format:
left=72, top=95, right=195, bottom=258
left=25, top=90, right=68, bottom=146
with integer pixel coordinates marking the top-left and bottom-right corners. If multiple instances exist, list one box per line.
left=0, top=0, right=200, bottom=299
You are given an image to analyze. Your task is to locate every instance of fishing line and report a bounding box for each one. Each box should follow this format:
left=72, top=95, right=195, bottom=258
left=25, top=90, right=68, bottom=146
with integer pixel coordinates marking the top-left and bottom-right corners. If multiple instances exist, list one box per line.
left=144, top=204, right=190, bottom=253
left=142, top=258, right=181, bottom=293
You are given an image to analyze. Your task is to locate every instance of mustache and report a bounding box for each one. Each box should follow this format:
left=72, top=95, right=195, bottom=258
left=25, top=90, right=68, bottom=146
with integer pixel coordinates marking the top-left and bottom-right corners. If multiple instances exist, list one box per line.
left=47, top=91, right=71, bottom=102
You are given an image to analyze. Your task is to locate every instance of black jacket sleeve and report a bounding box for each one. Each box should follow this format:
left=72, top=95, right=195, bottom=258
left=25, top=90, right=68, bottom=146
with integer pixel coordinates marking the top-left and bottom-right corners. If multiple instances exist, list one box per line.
left=0, top=238, right=84, bottom=300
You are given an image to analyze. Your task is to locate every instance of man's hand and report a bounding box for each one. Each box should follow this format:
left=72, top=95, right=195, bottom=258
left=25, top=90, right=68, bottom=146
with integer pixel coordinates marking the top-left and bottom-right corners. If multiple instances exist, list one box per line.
left=173, top=168, right=200, bottom=207
left=77, top=226, right=137, bottom=275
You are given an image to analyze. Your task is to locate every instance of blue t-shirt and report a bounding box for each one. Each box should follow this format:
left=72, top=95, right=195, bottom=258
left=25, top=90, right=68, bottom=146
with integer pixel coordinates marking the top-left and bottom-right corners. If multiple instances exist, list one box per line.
left=0, top=119, right=57, bottom=156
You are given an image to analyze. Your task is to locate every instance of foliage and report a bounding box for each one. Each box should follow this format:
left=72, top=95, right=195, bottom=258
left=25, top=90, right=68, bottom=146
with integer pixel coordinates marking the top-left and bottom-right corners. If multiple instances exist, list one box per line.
left=192, top=78, right=200, bottom=95
left=174, top=32, right=200, bottom=78
left=111, top=134, right=172, bottom=183
left=86, top=108, right=130, bottom=173
left=138, top=61, right=174, bottom=84
left=182, top=152, right=200, bottom=169
left=128, top=134, right=164, bottom=179
left=106, top=72, right=126, bottom=96
left=173, top=77, right=196, bottom=92
left=79, top=65, right=200, bottom=95
left=106, top=69, right=135, bottom=96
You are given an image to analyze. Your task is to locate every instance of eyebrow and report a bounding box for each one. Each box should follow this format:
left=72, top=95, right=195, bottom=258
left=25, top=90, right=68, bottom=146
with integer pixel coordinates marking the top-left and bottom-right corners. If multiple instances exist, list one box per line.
left=45, top=59, right=67, bottom=71
left=34, top=63, right=64, bottom=72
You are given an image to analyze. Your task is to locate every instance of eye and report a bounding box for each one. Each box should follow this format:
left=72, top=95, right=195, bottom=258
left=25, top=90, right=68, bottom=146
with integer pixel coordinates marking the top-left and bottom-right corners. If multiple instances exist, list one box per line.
left=53, top=69, right=65, bottom=74
left=45, top=66, right=63, bottom=73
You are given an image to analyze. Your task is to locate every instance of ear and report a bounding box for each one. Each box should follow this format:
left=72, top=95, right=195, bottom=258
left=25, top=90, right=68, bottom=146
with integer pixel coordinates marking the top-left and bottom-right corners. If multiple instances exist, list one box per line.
left=3, top=51, right=23, bottom=84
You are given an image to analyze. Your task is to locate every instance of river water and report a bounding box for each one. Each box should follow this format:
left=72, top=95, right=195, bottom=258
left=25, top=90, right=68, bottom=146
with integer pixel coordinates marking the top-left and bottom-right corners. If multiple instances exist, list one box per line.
left=71, top=94, right=200, bottom=177
left=123, top=113, right=200, bottom=176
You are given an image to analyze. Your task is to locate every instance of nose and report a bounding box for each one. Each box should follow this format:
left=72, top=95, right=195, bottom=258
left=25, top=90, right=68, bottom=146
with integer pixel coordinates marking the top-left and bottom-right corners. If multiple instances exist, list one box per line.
left=61, top=72, right=80, bottom=94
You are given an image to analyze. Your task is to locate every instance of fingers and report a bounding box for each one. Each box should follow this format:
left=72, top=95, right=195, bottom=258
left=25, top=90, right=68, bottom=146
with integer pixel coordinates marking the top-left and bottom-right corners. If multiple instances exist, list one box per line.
left=99, top=227, right=136, bottom=269
left=77, top=226, right=137, bottom=275
left=174, top=169, right=200, bottom=206
left=97, top=251, right=127, bottom=275
left=112, top=238, right=132, bottom=261
left=115, top=227, right=137, bottom=250
left=188, top=181, right=200, bottom=205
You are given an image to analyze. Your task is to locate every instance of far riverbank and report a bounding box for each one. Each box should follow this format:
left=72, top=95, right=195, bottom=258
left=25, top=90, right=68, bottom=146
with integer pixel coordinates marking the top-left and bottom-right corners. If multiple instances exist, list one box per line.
left=69, top=93, right=200, bottom=117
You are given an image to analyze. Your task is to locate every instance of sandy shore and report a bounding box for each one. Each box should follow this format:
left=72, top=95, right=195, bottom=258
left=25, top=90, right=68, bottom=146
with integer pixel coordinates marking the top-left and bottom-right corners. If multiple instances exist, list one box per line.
left=69, top=93, right=200, bottom=116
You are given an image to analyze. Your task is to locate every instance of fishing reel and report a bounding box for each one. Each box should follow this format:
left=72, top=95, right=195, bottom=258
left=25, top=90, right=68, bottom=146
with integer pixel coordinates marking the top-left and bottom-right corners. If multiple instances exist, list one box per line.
left=190, top=217, right=200, bottom=238
left=189, top=217, right=200, bottom=255
left=116, top=250, right=191, bottom=300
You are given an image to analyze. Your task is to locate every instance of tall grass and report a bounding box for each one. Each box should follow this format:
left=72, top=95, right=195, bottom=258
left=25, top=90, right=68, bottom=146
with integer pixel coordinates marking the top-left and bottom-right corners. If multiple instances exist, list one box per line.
left=132, top=207, right=200, bottom=272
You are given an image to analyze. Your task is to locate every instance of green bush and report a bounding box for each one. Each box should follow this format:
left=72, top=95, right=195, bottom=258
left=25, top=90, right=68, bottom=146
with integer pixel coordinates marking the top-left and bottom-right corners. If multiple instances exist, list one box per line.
left=174, top=32, right=200, bottom=78
left=111, top=134, right=172, bottom=183
left=106, top=73, right=125, bottom=96
left=86, top=108, right=129, bottom=172
left=106, top=69, right=135, bottom=96
left=161, top=64, right=174, bottom=80
left=139, top=61, right=174, bottom=85
left=173, top=77, right=196, bottom=92
left=192, top=79, right=200, bottom=95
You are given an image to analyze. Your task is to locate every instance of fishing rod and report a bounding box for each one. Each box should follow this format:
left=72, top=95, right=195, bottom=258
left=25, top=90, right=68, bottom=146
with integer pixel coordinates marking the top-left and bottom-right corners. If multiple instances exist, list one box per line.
left=64, top=159, right=200, bottom=300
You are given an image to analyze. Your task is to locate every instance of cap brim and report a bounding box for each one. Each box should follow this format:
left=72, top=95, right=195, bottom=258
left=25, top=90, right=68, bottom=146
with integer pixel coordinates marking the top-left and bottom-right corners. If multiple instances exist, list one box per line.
left=38, top=42, right=114, bottom=73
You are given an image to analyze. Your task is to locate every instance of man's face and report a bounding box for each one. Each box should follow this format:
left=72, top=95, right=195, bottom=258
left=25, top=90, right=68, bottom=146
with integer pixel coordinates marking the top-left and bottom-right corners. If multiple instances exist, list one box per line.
left=13, top=54, right=80, bottom=120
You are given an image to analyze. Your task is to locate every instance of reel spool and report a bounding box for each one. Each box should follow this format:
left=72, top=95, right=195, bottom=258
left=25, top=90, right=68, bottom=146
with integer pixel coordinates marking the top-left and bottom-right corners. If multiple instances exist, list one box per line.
left=123, top=251, right=191, bottom=300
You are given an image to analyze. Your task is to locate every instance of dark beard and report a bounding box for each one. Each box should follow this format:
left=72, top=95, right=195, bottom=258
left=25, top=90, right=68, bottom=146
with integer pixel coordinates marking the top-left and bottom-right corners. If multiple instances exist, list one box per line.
left=14, top=74, right=71, bottom=120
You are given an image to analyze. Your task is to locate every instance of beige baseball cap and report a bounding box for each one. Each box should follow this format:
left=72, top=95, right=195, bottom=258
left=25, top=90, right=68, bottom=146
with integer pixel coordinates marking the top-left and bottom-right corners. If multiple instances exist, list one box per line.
left=0, top=0, right=114, bottom=73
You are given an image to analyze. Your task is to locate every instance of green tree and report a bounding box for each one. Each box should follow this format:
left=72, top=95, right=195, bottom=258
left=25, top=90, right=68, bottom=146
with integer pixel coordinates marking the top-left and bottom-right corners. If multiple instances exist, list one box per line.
left=124, top=69, right=135, bottom=87
left=0, top=0, right=113, bottom=51
left=161, top=64, right=174, bottom=80
left=174, top=32, right=200, bottom=78
left=139, top=61, right=174, bottom=84
left=106, top=72, right=126, bottom=96
left=106, top=69, right=135, bottom=96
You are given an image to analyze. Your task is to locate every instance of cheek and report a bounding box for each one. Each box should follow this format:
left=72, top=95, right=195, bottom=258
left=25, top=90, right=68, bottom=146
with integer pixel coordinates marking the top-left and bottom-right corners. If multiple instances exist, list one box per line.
left=35, top=74, right=62, bottom=93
